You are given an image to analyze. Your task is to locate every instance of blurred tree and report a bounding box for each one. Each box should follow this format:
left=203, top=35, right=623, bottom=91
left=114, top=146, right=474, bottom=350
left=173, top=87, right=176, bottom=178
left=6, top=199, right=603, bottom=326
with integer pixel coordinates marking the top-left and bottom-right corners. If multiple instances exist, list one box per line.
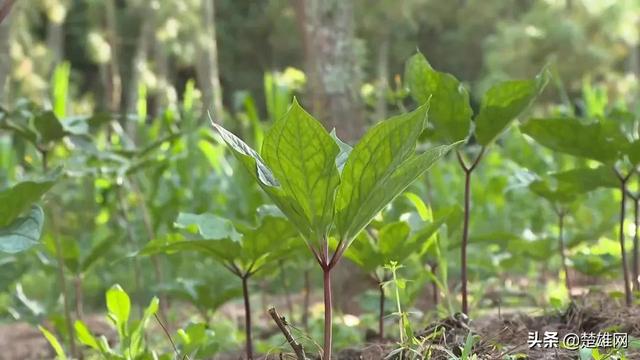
left=292, top=0, right=365, bottom=141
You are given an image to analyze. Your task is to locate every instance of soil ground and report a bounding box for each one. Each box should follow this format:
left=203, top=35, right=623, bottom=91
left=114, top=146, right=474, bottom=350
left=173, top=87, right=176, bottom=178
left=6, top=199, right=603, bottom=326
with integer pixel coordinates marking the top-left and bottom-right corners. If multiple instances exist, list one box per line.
left=1, top=293, right=638, bottom=359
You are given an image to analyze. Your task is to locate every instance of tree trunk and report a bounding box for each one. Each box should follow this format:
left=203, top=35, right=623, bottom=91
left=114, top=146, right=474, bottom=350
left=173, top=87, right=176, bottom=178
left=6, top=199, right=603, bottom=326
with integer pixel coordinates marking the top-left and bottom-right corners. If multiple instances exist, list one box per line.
left=105, top=0, right=122, bottom=114
left=292, top=0, right=365, bottom=141
left=0, top=0, right=15, bottom=104
left=374, top=34, right=389, bottom=121
left=198, top=0, right=224, bottom=122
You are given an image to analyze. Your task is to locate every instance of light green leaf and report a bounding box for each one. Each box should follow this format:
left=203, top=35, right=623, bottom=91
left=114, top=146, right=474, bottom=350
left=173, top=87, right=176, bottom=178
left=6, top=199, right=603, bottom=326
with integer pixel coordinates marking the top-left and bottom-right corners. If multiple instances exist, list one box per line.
left=261, top=99, right=340, bottom=241
left=405, top=52, right=472, bottom=142
left=521, top=118, right=619, bottom=164
left=475, top=68, right=549, bottom=145
left=74, top=320, right=100, bottom=350
left=130, top=297, right=159, bottom=358
left=211, top=117, right=309, bottom=240
left=0, top=206, right=45, bottom=253
left=175, top=213, right=242, bottom=242
left=106, top=284, right=131, bottom=337
left=378, top=221, right=415, bottom=264
left=336, top=104, right=454, bottom=241
left=336, top=105, right=427, bottom=240
left=403, top=193, right=432, bottom=221
left=0, top=177, right=56, bottom=227
left=38, top=325, right=67, bottom=360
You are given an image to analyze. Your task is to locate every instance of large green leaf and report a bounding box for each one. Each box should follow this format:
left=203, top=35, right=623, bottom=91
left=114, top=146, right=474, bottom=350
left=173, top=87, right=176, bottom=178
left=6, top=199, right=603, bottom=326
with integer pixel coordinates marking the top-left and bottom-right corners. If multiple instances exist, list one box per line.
left=405, top=52, right=472, bottom=142
left=336, top=104, right=454, bottom=241
left=626, top=140, right=640, bottom=166
left=0, top=177, right=56, bottom=227
left=521, top=118, right=619, bottom=164
left=211, top=119, right=310, bottom=239
left=335, top=105, right=426, bottom=240
left=261, top=99, right=340, bottom=241
left=475, top=69, right=549, bottom=145
left=0, top=206, right=45, bottom=253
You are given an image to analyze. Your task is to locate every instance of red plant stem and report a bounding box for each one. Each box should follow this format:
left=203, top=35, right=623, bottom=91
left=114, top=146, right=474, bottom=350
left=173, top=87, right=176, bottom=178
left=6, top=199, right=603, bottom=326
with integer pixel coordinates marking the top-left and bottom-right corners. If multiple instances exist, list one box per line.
left=322, top=268, right=332, bottom=359
left=456, top=148, right=484, bottom=315
left=558, top=211, right=571, bottom=296
left=461, top=168, right=471, bottom=314
left=378, top=281, right=385, bottom=339
left=633, top=197, right=639, bottom=293
left=302, top=269, right=310, bottom=331
left=617, top=174, right=632, bottom=307
left=241, top=275, right=253, bottom=360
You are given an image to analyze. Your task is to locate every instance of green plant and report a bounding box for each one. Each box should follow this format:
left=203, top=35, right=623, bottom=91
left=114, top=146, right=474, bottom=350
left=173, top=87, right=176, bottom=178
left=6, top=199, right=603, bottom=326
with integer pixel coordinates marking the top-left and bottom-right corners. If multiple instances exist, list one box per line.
left=211, top=98, right=454, bottom=359
left=342, top=200, right=450, bottom=338
left=142, top=209, right=299, bottom=359
left=521, top=109, right=640, bottom=305
left=39, top=285, right=163, bottom=360
left=405, top=51, right=549, bottom=314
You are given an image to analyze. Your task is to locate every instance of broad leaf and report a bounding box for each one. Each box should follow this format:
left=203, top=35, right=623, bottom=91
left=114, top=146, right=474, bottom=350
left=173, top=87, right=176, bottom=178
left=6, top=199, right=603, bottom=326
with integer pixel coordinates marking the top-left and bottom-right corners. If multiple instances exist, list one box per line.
left=261, top=99, right=340, bottom=241
left=336, top=104, right=454, bottom=241
left=405, top=52, right=472, bottom=142
left=211, top=118, right=309, bottom=239
left=175, top=213, right=242, bottom=242
left=106, top=284, right=131, bottom=337
left=0, top=206, right=45, bottom=253
left=33, top=111, right=66, bottom=144
left=475, top=69, right=549, bottom=145
left=335, top=104, right=428, bottom=240
left=521, top=118, right=619, bottom=164
left=0, top=177, right=56, bottom=227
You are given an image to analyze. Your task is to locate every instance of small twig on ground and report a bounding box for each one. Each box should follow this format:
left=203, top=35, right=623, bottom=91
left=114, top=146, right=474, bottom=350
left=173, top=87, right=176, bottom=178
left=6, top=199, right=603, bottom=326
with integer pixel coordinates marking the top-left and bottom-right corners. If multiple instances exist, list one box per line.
left=268, top=307, right=307, bottom=360
left=154, top=313, right=189, bottom=360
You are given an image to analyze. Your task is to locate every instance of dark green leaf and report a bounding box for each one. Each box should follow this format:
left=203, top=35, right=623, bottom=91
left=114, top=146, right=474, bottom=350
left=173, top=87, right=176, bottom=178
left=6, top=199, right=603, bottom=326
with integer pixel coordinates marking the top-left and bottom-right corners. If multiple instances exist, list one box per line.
left=405, top=52, right=472, bottom=142
left=0, top=177, right=56, bottom=227
left=33, top=111, right=66, bottom=144
left=475, top=69, right=549, bottom=145
left=521, top=118, right=619, bottom=164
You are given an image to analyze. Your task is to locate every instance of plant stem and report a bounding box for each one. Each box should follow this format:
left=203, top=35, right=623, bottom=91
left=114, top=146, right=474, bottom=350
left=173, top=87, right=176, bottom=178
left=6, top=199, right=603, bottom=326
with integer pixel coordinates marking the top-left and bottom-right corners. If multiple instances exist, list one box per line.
left=41, top=149, right=77, bottom=358
left=615, top=170, right=632, bottom=306
left=633, top=197, right=639, bottom=293
left=557, top=211, right=571, bottom=296
left=302, top=269, right=310, bottom=331
left=322, top=268, right=332, bottom=360
left=456, top=148, right=484, bottom=315
left=241, top=275, right=253, bottom=360
left=74, top=274, right=84, bottom=321
left=378, top=281, right=385, bottom=340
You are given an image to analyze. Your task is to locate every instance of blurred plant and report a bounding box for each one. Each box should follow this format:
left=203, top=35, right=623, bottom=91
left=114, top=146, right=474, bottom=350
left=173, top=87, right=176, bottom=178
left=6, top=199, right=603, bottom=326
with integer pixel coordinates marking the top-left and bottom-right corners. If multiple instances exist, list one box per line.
left=405, top=51, right=549, bottom=314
